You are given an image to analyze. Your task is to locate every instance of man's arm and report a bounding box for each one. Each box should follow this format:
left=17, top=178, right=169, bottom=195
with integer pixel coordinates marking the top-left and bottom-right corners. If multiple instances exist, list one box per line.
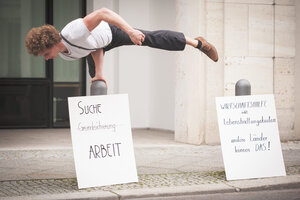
left=90, top=49, right=105, bottom=83
left=83, top=7, right=145, bottom=45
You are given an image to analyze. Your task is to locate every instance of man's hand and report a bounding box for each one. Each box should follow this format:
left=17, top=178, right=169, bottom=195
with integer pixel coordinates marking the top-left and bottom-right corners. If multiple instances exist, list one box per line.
left=129, top=29, right=145, bottom=46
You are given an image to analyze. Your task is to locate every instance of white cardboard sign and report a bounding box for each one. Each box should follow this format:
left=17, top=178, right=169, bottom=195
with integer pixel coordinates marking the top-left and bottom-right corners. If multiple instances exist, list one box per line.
left=216, top=94, right=286, bottom=180
left=68, top=94, right=138, bottom=189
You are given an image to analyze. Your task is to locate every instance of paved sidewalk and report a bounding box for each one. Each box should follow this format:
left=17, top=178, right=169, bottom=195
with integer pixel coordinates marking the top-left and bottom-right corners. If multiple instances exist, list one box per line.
left=0, top=129, right=299, bottom=200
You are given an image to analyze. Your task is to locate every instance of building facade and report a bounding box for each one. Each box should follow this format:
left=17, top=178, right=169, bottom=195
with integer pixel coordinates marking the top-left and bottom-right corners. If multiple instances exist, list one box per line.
left=1, top=0, right=299, bottom=144
left=87, top=0, right=300, bottom=144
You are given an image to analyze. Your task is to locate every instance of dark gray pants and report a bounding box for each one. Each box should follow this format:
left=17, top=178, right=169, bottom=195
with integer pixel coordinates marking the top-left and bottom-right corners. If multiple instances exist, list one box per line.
left=88, top=24, right=186, bottom=78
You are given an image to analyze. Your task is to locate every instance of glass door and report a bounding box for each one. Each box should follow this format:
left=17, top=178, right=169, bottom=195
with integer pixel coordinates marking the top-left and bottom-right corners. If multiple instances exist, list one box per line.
left=0, top=0, right=48, bottom=128
left=0, top=0, right=86, bottom=128
left=0, top=0, right=46, bottom=79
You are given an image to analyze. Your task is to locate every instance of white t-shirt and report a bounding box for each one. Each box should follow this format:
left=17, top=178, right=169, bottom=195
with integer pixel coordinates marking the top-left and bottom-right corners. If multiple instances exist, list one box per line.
left=59, top=18, right=112, bottom=60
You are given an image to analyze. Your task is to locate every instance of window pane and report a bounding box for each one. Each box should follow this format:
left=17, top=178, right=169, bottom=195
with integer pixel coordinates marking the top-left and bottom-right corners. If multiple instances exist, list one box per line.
left=53, top=0, right=83, bottom=127
left=53, top=0, right=81, bottom=83
left=0, top=0, right=45, bottom=78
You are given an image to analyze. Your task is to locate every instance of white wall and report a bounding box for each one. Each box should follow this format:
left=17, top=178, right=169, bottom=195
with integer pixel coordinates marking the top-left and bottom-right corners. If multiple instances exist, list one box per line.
left=148, top=0, right=176, bottom=130
left=87, top=0, right=176, bottom=130
left=118, top=0, right=151, bottom=128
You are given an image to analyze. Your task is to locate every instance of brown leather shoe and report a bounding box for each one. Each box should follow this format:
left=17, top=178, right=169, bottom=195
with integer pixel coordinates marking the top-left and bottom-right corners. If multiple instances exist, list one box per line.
left=195, top=36, right=218, bottom=62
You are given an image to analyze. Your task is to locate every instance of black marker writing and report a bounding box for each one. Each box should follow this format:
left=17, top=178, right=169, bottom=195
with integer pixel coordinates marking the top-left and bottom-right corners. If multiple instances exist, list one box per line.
left=89, top=143, right=121, bottom=159
left=78, top=101, right=101, bottom=115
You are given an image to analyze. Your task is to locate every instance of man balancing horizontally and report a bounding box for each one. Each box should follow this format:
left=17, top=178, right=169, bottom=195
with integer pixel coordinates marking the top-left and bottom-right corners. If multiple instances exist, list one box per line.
left=25, top=8, right=218, bottom=84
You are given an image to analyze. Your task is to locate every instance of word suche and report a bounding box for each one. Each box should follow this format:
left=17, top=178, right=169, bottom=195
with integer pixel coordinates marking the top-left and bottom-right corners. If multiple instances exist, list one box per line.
left=78, top=101, right=101, bottom=115
left=89, top=143, right=121, bottom=159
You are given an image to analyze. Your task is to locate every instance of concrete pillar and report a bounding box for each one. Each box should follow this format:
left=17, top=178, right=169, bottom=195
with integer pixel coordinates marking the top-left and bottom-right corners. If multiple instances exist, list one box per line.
left=174, top=0, right=207, bottom=145
left=204, top=1, right=224, bottom=144
left=274, top=3, right=296, bottom=141
left=295, top=0, right=300, bottom=140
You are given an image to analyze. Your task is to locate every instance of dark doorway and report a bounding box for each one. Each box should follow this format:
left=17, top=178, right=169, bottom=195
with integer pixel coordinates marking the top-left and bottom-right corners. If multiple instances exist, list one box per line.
left=0, top=0, right=86, bottom=128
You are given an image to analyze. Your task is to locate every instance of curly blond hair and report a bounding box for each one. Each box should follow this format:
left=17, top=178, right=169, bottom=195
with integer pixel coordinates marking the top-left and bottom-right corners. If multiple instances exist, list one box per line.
left=25, top=25, right=61, bottom=56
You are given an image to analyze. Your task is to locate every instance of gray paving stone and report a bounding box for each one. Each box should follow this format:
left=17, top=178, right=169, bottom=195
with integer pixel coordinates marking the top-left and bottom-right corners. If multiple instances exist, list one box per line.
left=0, top=166, right=299, bottom=198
